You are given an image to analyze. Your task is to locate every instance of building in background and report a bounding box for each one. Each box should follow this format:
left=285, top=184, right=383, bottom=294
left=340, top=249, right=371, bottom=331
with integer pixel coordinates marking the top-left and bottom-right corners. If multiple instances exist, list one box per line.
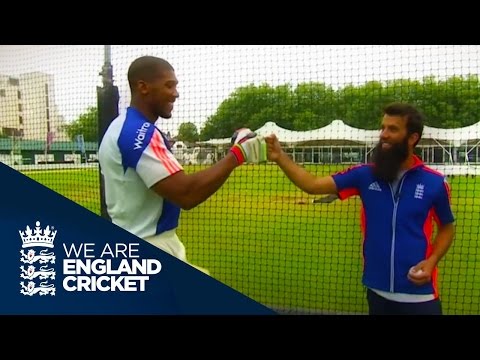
left=0, top=72, right=68, bottom=141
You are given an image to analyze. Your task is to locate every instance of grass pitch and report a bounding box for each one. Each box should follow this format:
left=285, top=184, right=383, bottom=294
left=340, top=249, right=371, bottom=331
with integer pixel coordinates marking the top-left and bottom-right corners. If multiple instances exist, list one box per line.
left=23, top=164, right=480, bottom=314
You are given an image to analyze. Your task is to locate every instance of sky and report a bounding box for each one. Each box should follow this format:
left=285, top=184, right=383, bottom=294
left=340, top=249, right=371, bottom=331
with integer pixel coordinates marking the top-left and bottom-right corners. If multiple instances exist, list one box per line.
left=1, top=45, right=479, bottom=136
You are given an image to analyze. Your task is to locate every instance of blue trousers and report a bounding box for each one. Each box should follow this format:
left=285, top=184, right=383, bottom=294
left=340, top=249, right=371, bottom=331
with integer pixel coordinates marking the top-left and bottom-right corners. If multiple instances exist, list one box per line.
left=367, top=288, right=442, bottom=315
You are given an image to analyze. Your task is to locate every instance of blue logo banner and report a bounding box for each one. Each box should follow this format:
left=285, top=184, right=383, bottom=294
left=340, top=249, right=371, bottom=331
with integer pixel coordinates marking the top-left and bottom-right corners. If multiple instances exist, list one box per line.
left=0, top=163, right=275, bottom=315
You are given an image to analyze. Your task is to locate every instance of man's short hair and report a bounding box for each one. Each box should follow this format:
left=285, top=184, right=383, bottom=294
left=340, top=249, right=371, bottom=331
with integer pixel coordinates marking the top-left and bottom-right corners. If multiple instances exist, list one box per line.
left=383, top=102, right=425, bottom=146
left=128, top=56, right=174, bottom=92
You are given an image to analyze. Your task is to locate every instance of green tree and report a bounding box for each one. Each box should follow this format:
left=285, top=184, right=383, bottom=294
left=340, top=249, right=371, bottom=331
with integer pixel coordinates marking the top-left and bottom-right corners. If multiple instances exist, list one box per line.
left=177, top=122, right=199, bottom=143
left=199, top=74, right=480, bottom=140
left=64, top=107, right=98, bottom=142
left=293, top=82, right=338, bottom=129
left=200, top=84, right=297, bottom=140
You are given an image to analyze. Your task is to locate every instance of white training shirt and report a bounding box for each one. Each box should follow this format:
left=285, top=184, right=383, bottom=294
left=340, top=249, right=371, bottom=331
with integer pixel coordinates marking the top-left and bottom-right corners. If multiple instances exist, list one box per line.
left=98, top=107, right=183, bottom=239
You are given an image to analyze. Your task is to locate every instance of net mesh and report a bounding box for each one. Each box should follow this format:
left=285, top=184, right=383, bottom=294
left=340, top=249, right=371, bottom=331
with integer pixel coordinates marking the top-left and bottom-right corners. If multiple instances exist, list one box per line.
left=1, top=45, right=479, bottom=314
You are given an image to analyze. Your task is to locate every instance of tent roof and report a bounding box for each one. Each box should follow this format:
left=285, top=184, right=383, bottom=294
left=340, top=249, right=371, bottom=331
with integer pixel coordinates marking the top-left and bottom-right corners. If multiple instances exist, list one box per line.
left=201, top=120, right=480, bottom=146
left=423, top=121, right=480, bottom=144
left=255, top=120, right=379, bottom=143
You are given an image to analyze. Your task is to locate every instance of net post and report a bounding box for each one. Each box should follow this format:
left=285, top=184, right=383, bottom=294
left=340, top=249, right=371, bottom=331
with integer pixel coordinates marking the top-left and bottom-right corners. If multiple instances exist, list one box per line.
left=97, top=45, right=119, bottom=220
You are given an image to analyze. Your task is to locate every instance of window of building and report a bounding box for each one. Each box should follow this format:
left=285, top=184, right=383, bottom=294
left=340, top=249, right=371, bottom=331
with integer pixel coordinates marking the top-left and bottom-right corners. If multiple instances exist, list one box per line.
left=2, top=127, right=22, bottom=137
left=18, top=103, right=22, bottom=112
left=46, top=108, right=50, bottom=119
left=9, top=78, right=19, bottom=86
left=19, top=116, right=23, bottom=125
left=45, top=83, right=49, bottom=94
left=0, top=89, right=5, bottom=97
left=17, top=90, right=21, bottom=99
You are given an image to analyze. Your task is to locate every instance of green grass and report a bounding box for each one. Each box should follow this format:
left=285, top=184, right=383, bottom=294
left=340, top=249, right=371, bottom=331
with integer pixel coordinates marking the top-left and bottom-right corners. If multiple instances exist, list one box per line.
left=23, top=165, right=480, bottom=314
left=24, top=168, right=101, bottom=215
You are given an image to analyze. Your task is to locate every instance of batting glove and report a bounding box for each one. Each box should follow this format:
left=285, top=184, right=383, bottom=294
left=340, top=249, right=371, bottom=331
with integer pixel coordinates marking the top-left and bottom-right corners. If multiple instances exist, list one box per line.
left=230, top=128, right=267, bottom=165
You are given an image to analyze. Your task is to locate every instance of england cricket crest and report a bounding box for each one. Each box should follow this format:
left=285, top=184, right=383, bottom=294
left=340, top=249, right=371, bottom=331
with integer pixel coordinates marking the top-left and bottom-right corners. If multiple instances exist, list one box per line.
left=19, top=221, right=56, bottom=296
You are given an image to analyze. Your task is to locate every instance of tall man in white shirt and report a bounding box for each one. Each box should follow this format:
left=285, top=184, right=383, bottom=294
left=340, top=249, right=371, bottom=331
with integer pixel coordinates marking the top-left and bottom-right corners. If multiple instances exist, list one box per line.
left=99, top=56, right=265, bottom=273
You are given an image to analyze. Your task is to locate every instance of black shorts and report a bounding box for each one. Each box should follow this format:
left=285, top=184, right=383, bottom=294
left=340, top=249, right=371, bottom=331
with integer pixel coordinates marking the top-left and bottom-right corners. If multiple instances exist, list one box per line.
left=366, top=288, right=442, bottom=315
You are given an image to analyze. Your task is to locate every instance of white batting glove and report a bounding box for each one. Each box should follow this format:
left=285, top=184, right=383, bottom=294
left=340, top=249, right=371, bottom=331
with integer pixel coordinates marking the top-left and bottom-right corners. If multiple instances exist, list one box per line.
left=230, top=128, right=267, bottom=165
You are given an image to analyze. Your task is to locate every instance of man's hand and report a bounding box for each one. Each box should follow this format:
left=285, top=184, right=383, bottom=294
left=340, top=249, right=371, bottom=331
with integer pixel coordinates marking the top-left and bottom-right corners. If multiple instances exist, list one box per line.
left=230, top=128, right=267, bottom=165
left=265, top=133, right=283, bottom=162
left=407, top=259, right=434, bottom=286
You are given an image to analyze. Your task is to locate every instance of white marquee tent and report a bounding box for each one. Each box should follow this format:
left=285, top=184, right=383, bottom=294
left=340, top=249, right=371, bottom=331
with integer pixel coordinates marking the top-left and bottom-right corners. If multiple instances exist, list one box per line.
left=200, top=120, right=480, bottom=174
left=202, top=120, right=480, bottom=147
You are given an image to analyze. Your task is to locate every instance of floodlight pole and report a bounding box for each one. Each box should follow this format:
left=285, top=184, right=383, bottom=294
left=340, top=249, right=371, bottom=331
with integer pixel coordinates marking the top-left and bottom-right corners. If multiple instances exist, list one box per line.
left=97, top=45, right=119, bottom=220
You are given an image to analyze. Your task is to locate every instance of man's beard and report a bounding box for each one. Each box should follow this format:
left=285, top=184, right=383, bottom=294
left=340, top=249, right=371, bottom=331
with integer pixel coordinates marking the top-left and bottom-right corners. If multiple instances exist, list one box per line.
left=372, top=138, right=409, bottom=183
